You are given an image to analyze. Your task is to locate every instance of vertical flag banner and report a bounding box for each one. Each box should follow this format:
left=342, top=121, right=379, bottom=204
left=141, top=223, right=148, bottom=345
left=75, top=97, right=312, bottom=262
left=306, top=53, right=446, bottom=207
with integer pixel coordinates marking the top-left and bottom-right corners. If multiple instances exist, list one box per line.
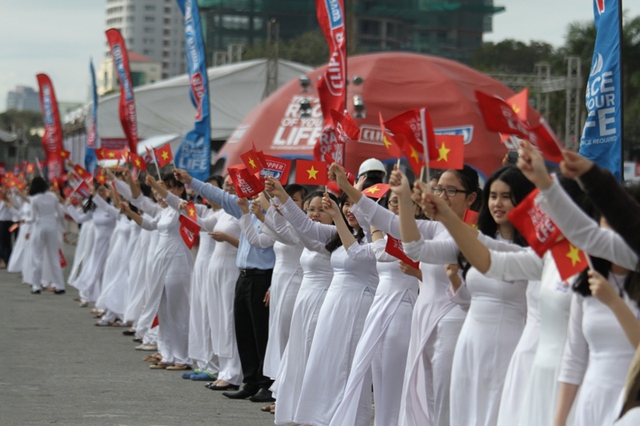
left=106, top=29, right=138, bottom=153
left=86, top=59, right=99, bottom=173
left=315, top=0, right=347, bottom=115
left=36, top=74, right=64, bottom=182
left=175, top=0, right=211, bottom=182
left=579, top=0, right=623, bottom=180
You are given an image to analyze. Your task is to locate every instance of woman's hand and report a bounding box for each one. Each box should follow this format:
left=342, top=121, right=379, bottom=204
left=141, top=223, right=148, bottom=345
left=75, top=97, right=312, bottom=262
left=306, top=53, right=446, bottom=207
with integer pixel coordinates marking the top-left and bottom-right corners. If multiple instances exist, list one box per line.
left=445, top=263, right=462, bottom=291
left=178, top=201, right=188, bottom=211
left=588, top=270, right=619, bottom=307
left=145, top=175, right=158, bottom=188
left=209, top=231, right=228, bottom=243
left=389, top=169, right=412, bottom=199
left=322, top=192, right=341, bottom=219
left=517, top=140, right=553, bottom=190
left=420, top=192, right=456, bottom=223
left=119, top=201, right=132, bottom=214
left=237, top=197, right=250, bottom=215
left=264, top=177, right=287, bottom=201
left=560, top=150, right=594, bottom=179
left=263, top=290, right=270, bottom=307
left=399, top=261, right=422, bottom=280
left=250, top=196, right=266, bottom=222
left=173, top=169, right=193, bottom=185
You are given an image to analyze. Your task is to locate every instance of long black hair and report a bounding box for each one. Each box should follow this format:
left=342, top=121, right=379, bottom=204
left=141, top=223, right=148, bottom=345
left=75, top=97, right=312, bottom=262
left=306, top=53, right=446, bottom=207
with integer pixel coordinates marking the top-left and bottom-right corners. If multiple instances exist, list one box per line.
left=325, top=192, right=364, bottom=253
left=573, top=181, right=640, bottom=305
left=29, top=177, right=48, bottom=196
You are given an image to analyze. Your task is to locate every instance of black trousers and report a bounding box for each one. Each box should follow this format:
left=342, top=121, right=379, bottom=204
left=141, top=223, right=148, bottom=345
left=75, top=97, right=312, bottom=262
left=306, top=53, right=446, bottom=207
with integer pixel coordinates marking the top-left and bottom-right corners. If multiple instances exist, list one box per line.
left=0, top=220, right=13, bottom=263
left=234, top=268, right=273, bottom=392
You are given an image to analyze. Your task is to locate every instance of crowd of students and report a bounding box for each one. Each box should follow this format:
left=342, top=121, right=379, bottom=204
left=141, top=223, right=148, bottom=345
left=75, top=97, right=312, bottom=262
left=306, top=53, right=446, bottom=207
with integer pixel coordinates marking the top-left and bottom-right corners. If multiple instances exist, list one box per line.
left=3, top=142, right=640, bottom=426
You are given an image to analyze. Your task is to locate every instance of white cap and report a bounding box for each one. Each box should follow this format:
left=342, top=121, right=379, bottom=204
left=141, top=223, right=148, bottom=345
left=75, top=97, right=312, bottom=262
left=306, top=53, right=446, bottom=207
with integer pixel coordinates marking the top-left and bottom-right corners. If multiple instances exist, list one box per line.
left=358, top=158, right=386, bottom=177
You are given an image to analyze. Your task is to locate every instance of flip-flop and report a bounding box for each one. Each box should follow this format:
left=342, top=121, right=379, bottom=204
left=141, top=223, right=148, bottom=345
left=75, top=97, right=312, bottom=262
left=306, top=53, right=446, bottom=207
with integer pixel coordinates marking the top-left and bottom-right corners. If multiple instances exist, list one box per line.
left=150, top=362, right=172, bottom=370
left=166, top=363, right=191, bottom=371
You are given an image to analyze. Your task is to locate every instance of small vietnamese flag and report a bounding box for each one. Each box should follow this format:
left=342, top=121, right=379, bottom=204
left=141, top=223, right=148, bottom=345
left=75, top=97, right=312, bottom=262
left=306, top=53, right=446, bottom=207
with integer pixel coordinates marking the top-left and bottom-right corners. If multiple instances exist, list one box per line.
left=240, top=149, right=264, bottom=174
left=295, top=159, right=328, bottom=185
left=59, top=150, right=70, bottom=159
left=95, top=148, right=123, bottom=161
left=429, top=135, right=464, bottom=170
left=95, top=168, right=107, bottom=185
left=385, top=235, right=420, bottom=269
left=153, top=143, right=173, bottom=168
left=550, top=238, right=588, bottom=280
left=379, top=112, right=403, bottom=158
left=73, top=164, right=91, bottom=181
left=25, top=162, right=35, bottom=174
left=462, top=209, right=479, bottom=228
left=362, top=183, right=390, bottom=199
left=129, top=152, right=147, bottom=171
left=185, top=200, right=198, bottom=222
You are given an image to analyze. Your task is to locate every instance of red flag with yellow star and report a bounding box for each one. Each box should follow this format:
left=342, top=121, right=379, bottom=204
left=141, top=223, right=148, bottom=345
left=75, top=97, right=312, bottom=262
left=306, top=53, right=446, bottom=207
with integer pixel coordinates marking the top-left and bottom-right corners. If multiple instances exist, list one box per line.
left=295, top=159, right=328, bottom=186
left=72, top=164, right=91, bottom=182
left=59, top=150, right=71, bottom=160
left=95, top=168, right=107, bottom=185
left=129, top=152, right=147, bottom=171
left=240, top=149, right=265, bottom=175
left=462, top=209, right=479, bottom=228
left=379, top=112, right=403, bottom=158
left=95, top=148, right=123, bottom=161
left=25, top=162, right=35, bottom=175
left=384, top=108, right=439, bottom=173
left=550, top=238, right=588, bottom=280
left=153, top=143, right=173, bottom=168
left=185, top=201, right=198, bottom=222
left=429, top=135, right=464, bottom=170
left=361, top=183, right=390, bottom=200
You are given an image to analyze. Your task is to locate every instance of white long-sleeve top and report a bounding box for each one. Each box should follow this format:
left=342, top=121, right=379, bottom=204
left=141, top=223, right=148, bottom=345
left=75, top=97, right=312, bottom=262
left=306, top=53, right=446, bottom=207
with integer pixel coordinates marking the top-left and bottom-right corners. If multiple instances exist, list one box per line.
left=537, top=178, right=638, bottom=271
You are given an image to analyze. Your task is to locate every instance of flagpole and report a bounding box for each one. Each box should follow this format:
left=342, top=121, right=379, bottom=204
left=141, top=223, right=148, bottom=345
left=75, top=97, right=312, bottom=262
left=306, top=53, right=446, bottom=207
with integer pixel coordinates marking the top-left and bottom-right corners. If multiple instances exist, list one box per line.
left=419, top=108, right=431, bottom=184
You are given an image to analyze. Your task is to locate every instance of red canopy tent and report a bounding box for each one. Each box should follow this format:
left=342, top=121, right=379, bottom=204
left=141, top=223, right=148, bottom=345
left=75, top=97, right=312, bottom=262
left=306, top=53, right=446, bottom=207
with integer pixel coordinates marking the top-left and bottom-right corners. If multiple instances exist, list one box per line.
left=219, top=52, right=539, bottom=179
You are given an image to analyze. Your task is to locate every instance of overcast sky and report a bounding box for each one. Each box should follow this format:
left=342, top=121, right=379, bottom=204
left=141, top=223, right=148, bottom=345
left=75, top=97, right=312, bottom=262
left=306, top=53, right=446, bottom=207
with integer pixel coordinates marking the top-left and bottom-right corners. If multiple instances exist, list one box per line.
left=1, top=0, right=639, bottom=113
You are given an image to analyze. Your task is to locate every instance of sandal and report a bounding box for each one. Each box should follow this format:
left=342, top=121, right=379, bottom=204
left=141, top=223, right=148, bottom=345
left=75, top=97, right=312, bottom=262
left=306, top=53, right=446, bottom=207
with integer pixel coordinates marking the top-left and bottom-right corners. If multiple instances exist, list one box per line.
left=150, top=362, right=172, bottom=370
left=261, top=404, right=272, bottom=413
left=166, top=363, right=191, bottom=371
left=143, top=353, right=162, bottom=362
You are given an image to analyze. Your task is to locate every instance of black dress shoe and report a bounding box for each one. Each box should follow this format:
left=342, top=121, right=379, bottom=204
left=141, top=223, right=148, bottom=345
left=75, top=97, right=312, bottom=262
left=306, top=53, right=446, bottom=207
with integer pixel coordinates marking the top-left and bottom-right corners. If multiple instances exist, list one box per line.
left=122, top=329, right=135, bottom=336
left=132, top=338, right=142, bottom=343
left=222, top=389, right=255, bottom=399
left=208, top=383, right=239, bottom=391
left=249, top=388, right=275, bottom=403
left=54, top=289, right=66, bottom=295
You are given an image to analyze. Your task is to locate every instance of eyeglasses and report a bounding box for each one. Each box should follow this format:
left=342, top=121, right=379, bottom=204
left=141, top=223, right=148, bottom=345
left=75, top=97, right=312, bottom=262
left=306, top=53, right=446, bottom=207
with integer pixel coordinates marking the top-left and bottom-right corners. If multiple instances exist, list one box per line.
left=388, top=198, right=399, bottom=207
left=433, top=186, right=470, bottom=197
left=306, top=207, right=325, bottom=215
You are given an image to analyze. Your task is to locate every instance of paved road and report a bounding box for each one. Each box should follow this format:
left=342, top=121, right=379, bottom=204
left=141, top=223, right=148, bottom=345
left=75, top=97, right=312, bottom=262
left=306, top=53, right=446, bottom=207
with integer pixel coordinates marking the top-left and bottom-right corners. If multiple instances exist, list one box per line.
left=0, top=242, right=283, bottom=426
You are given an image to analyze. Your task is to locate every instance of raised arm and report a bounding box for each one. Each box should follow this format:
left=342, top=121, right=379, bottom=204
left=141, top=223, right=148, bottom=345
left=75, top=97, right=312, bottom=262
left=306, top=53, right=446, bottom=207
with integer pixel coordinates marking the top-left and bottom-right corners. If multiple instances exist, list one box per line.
left=237, top=198, right=276, bottom=249
left=173, top=169, right=242, bottom=218
left=92, top=194, right=120, bottom=220
left=389, top=169, right=423, bottom=245
left=323, top=192, right=358, bottom=251
left=65, top=204, right=92, bottom=223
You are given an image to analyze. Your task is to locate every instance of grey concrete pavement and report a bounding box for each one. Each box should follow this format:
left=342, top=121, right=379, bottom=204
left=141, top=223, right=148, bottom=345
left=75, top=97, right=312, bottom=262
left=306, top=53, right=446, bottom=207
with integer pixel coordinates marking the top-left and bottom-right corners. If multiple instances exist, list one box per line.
left=0, top=242, right=283, bottom=426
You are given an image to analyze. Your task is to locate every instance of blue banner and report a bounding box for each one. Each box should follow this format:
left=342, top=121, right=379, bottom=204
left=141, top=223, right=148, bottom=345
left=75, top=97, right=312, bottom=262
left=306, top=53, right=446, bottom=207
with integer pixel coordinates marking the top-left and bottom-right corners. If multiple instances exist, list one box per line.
left=579, top=0, right=623, bottom=180
left=175, top=0, right=211, bottom=181
left=85, top=59, right=98, bottom=172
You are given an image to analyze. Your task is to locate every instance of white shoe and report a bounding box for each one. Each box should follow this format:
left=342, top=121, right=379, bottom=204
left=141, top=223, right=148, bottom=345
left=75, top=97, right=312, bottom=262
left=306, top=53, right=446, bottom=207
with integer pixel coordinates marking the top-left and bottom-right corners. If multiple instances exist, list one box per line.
left=79, top=301, right=89, bottom=308
left=135, top=344, right=157, bottom=351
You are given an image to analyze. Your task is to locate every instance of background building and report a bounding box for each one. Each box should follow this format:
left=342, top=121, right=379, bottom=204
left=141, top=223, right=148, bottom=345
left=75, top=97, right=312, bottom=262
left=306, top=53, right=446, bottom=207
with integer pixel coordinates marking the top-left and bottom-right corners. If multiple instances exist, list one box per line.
left=5, top=86, right=41, bottom=112
left=104, top=0, right=186, bottom=79
left=97, top=52, right=162, bottom=96
left=197, top=0, right=504, bottom=65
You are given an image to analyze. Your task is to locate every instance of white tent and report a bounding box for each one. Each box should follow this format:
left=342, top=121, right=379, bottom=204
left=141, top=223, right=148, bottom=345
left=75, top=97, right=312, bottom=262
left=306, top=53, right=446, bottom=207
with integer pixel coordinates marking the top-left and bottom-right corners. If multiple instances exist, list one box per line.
left=97, top=59, right=313, bottom=142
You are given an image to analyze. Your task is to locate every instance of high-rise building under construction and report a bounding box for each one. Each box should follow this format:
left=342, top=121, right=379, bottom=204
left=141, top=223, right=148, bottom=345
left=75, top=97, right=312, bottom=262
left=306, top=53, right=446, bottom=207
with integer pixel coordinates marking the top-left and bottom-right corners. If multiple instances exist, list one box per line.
left=197, top=0, right=504, bottom=65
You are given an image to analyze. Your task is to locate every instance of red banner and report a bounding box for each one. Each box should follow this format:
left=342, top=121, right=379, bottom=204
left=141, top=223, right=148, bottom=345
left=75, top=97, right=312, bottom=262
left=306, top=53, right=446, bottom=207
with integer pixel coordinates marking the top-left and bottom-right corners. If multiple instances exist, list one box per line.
left=315, top=0, right=347, bottom=121
left=36, top=74, right=64, bottom=182
left=179, top=214, right=200, bottom=249
left=106, top=28, right=138, bottom=153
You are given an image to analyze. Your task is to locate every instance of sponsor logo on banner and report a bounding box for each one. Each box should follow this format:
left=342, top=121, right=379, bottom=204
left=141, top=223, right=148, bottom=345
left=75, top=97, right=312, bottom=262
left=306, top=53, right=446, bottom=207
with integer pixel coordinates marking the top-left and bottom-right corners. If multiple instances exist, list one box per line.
left=271, top=95, right=324, bottom=150
left=596, top=0, right=605, bottom=14
left=356, top=124, right=475, bottom=146
left=113, top=45, right=133, bottom=103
